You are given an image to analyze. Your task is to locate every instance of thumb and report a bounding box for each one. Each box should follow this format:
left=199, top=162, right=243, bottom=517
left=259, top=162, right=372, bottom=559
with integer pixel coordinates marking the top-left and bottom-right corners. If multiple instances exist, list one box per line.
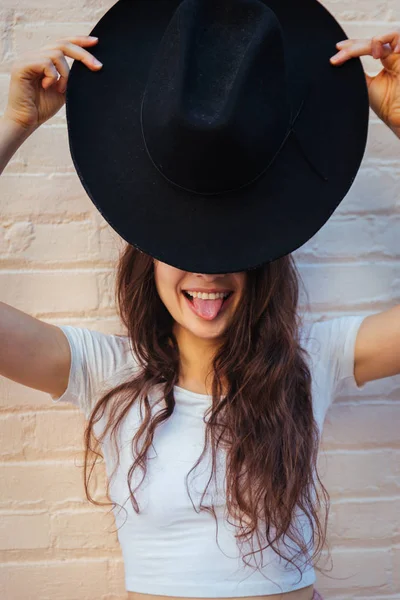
left=380, top=51, right=400, bottom=74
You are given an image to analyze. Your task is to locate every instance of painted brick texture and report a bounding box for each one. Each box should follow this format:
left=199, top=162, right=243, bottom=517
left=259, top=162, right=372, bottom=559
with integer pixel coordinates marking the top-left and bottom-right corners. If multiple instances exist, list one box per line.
left=1, top=1, right=400, bottom=598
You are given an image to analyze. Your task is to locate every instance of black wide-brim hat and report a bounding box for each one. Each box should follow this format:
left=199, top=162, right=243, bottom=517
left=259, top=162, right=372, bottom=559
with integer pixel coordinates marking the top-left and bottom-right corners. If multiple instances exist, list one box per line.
left=66, top=0, right=369, bottom=274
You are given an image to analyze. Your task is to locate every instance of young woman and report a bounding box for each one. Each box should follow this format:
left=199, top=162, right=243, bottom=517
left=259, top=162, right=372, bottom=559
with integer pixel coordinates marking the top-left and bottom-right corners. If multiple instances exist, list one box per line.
left=1, top=27, right=400, bottom=600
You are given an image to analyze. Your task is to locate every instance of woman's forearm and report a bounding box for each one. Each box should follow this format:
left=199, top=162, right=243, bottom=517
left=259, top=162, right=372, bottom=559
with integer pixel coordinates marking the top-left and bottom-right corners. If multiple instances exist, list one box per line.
left=0, top=116, right=37, bottom=176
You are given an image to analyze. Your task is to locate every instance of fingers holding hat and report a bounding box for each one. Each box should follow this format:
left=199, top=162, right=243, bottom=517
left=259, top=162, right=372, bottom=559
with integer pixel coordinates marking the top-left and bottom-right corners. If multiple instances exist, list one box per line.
left=370, top=31, right=400, bottom=58
left=330, top=30, right=400, bottom=80
left=330, top=30, right=400, bottom=135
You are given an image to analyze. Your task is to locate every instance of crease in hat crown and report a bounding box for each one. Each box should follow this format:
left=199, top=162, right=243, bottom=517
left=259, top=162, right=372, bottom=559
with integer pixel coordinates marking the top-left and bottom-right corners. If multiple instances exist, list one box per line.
left=140, top=0, right=294, bottom=196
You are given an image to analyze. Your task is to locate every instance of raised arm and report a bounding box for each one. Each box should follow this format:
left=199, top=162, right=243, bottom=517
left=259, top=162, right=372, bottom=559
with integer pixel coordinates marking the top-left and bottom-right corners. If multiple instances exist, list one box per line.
left=0, top=36, right=103, bottom=399
left=0, top=117, right=36, bottom=175
left=0, top=301, right=70, bottom=398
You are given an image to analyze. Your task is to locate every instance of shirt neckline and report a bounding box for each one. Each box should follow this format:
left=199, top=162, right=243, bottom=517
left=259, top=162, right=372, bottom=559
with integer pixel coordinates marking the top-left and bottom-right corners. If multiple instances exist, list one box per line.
left=173, top=384, right=212, bottom=399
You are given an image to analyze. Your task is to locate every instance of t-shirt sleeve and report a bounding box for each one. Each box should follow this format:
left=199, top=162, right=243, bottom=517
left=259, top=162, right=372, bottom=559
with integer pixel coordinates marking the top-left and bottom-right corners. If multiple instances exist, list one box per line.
left=307, top=315, right=367, bottom=394
left=49, top=325, right=137, bottom=420
left=300, top=315, right=368, bottom=429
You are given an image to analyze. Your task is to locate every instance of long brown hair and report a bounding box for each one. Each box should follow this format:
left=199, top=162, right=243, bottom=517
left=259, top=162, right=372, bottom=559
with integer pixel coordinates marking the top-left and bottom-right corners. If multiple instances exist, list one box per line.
left=83, top=244, right=330, bottom=585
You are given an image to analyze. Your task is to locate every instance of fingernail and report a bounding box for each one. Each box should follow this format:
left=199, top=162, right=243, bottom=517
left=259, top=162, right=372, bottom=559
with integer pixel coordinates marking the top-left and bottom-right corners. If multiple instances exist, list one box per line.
left=331, top=50, right=345, bottom=61
left=93, top=58, right=103, bottom=67
left=88, top=36, right=98, bottom=40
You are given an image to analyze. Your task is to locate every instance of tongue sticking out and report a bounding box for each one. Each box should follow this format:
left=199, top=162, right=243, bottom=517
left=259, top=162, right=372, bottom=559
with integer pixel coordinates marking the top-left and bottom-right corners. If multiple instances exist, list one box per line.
left=191, top=296, right=225, bottom=320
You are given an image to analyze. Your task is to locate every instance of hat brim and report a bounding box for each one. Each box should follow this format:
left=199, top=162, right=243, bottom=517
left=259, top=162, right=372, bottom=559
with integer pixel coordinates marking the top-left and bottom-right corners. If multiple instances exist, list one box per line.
left=66, top=0, right=369, bottom=274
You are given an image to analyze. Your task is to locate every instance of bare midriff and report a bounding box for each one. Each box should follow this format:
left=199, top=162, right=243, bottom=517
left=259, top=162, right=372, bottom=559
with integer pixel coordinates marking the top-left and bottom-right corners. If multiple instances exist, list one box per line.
left=127, top=584, right=315, bottom=600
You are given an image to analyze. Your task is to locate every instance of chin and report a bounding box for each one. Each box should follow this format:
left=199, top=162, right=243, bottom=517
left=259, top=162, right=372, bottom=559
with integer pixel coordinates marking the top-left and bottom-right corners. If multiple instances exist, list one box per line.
left=183, top=318, right=230, bottom=340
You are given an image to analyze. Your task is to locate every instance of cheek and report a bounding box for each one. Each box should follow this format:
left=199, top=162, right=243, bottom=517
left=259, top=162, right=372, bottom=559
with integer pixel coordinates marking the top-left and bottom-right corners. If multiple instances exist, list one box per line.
left=156, top=278, right=183, bottom=319
left=155, top=268, right=177, bottom=302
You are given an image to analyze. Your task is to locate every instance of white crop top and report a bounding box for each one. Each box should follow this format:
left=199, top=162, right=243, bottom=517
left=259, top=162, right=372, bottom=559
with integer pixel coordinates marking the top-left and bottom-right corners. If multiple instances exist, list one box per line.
left=50, top=315, right=367, bottom=597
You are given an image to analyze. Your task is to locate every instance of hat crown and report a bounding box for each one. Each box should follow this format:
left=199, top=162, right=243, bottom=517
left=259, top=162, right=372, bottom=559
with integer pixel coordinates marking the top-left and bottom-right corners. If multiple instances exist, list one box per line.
left=141, top=0, right=292, bottom=195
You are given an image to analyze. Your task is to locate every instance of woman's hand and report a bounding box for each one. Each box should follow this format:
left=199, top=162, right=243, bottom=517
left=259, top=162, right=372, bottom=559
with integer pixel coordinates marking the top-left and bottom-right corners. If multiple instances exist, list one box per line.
left=330, top=30, right=400, bottom=137
left=3, top=36, right=103, bottom=133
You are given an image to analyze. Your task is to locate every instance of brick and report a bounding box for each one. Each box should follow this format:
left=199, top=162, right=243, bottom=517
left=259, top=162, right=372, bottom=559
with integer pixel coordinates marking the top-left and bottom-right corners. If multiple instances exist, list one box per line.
left=97, top=269, right=118, bottom=311
left=364, top=120, right=400, bottom=163
left=324, top=0, right=400, bottom=22
left=323, top=403, right=400, bottom=450
left=50, top=508, right=118, bottom=550
left=0, top=172, right=95, bottom=219
left=0, top=462, right=85, bottom=507
left=98, top=226, right=124, bottom=265
left=0, top=413, right=25, bottom=457
left=108, top=558, right=127, bottom=598
left=0, top=559, right=111, bottom=600
left=318, top=450, right=400, bottom=498
left=393, top=546, right=400, bottom=588
left=0, top=18, right=14, bottom=75
left=343, top=22, right=400, bottom=39
left=328, top=498, right=400, bottom=542
left=0, top=221, right=102, bottom=264
left=0, top=461, right=108, bottom=508
left=24, top=410, right=85, bottom=459
left=339, top=166, right=400, bottom=215
left=5, top=125, right=73, bottom=173
left=0, top=74, right=11, bottom=115
left=0, top=220, right=122, bottom=266
left=7, top=1, right=110, bottom=24
left=0, top=270, right=101, bottom=314
left=315, top=547, right=392, bottom=593
left=0, top=180, right=127, bottom=264
left=297, top=214, right=400, bottom=261
left=0, top=512, right=49, bottom=549
left=297, top=263, right=400, bottom=312
left=0, top=375, right=49, bottom=410
left=0, top=0, right=385, bottom=27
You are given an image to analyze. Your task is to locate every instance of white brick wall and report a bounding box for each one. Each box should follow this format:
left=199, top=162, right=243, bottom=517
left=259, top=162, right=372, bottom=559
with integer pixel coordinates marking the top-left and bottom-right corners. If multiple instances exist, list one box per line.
left=0, top=1, right=400, bottom=598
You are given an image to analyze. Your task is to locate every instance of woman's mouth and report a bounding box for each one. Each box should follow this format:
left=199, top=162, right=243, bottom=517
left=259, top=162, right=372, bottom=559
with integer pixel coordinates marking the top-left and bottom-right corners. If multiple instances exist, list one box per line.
left=182, top=290, right=234, bottom=321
